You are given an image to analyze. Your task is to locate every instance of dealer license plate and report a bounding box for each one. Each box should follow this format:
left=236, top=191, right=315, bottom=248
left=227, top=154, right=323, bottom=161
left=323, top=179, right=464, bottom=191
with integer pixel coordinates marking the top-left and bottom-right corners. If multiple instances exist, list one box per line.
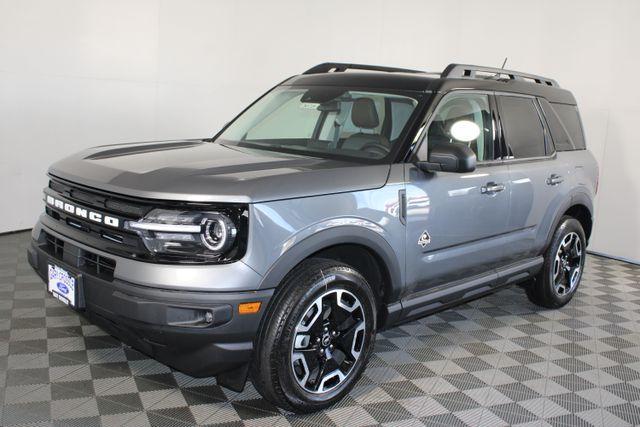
left=47, top=264, right=77, bottom=307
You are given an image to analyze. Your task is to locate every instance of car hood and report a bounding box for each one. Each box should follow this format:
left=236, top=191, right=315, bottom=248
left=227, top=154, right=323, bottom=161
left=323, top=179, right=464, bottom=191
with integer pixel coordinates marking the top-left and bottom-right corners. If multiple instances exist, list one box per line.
left=48, top=140, right=391, bottom=203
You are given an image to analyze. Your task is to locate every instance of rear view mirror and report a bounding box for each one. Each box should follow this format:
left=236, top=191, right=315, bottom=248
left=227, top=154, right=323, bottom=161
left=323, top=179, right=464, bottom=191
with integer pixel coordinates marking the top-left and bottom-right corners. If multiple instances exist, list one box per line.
left=301, top=87, right=346, bottom=103
left=416, top=143, right=476, bottom=173
left=317, top=100, right=341, bottom=112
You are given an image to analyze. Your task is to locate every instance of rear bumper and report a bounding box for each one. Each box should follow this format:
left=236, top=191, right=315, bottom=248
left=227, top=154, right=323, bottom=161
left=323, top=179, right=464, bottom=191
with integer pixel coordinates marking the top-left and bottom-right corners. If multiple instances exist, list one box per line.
left=27, top=226, right=273, bottom=378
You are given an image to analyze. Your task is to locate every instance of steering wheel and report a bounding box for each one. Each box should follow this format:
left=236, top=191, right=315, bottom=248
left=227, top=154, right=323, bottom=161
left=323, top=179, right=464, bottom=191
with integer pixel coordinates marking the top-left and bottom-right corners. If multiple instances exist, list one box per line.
left=360, top=143, right=390, bottom=157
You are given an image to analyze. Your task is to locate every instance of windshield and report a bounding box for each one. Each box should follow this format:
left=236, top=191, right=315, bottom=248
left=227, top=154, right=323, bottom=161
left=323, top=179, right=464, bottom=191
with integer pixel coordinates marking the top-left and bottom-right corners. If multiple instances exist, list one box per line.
left=215, top=86, right=422, bottom=161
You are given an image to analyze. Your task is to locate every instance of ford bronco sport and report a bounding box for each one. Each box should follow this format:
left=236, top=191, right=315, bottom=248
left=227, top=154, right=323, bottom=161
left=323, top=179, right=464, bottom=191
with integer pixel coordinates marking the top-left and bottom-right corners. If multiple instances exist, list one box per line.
left=28, top=62, right=598, bottom=412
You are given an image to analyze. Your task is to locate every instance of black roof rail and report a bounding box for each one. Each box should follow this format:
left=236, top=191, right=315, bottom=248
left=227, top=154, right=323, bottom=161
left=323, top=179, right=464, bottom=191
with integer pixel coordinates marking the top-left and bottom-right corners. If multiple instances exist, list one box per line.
left=441, top=63, right=559, bottom=87
left=303, top=62, right=426, bottom=75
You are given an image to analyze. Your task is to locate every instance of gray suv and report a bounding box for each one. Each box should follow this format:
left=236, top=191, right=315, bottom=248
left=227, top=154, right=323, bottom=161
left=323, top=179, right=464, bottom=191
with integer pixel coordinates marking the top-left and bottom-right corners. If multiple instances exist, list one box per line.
left=28, top=62, right=598, bottom=412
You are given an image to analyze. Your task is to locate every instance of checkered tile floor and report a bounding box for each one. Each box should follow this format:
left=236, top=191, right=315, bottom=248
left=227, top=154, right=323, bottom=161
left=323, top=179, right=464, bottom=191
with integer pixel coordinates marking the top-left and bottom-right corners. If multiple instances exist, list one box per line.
left=2, top=231, right=640, bottom=426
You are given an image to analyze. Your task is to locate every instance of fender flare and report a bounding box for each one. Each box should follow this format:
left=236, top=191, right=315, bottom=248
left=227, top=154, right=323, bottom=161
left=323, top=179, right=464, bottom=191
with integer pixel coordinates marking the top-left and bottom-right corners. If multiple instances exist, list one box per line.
left=544, top=190, right=594, bottom=250
left=257, top=225, right=403, bottom=301
left=570, top=191, right=594, bottom=217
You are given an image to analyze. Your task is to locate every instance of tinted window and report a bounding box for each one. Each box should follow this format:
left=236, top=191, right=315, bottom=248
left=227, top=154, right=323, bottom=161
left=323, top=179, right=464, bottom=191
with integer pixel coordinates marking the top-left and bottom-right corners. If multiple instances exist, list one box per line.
left=426, top=93, right=496, bottom=161
left=539, top=98, right=573, bottom=151
left=552, top=103, right=586, bottom=149
left=499, top=96, right=546, bottom=158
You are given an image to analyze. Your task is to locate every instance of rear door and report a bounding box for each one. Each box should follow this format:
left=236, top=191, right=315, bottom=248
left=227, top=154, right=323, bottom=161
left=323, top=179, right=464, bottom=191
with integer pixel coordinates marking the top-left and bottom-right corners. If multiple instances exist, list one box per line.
left=496, top=94, right=567, bottom=262
left=404, top=91, right=511, bottom=295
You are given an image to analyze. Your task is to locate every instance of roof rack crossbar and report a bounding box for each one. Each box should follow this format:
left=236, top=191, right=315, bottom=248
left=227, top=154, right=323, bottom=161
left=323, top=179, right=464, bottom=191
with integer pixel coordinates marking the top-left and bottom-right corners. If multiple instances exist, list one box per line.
left=303, top=62, right=425, bottom=75
left=441, top=63, right=559, bottom=87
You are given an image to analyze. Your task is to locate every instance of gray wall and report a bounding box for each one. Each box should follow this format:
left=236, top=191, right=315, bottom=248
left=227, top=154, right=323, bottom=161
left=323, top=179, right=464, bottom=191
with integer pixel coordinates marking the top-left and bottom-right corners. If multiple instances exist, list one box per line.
left=1, top=0, right=638, bottom=263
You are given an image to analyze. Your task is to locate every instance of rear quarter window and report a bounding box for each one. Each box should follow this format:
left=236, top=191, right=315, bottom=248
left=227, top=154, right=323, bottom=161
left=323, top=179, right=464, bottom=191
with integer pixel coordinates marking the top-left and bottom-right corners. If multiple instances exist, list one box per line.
left=538, top=98, right=573, bottom=151
left=551, top=103, right=586, bottom=150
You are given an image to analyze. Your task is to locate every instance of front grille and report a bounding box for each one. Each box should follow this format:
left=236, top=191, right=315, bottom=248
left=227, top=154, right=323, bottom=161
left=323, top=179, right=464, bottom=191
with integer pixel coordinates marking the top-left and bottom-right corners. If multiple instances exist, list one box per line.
left=44, top=176, right=248, bottom=264
left=49, top=179, right=149, bottom=217
left=45, top=177, right=151, bottom=260
left=43, top=232, right=116, bottom=281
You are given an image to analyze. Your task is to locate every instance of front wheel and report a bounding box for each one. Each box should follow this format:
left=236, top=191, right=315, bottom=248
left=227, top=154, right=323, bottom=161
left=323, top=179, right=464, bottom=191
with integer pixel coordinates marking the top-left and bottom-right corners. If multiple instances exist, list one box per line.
left=250, top=259, right=377, bottom=413
left=526, top=216, right=586, bottom=308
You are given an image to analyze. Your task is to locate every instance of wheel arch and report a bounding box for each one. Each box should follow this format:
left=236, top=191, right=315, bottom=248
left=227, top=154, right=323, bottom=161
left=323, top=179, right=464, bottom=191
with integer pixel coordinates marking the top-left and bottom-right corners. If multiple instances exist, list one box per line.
left=564, top=204, right=593, bottom=242
left=545, top=191, right=594, bottom=251
left=257, top=225, right=403, bottom=321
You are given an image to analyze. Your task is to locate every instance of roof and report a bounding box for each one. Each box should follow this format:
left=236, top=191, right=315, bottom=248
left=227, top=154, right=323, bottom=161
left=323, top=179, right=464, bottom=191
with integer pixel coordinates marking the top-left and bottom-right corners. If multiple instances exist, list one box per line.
left=284, top=62, right=577, bottom=105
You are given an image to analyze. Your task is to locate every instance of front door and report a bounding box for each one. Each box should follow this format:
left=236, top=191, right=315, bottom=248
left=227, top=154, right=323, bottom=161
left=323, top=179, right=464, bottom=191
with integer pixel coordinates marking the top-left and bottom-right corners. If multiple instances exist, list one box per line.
left=404, top=91, right=511, bottom=296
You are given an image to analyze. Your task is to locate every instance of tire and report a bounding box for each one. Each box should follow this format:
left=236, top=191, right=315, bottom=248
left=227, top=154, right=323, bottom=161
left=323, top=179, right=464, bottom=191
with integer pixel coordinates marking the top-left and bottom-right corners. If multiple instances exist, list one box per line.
left=250, top=258, right=377, bottom=413
left=526, top=216, right=586, bottom=308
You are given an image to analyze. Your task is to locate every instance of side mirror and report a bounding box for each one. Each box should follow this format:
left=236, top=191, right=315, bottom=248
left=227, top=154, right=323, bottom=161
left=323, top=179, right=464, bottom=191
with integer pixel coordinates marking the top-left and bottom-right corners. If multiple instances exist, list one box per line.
left=416, top=143, right=476, bottom=173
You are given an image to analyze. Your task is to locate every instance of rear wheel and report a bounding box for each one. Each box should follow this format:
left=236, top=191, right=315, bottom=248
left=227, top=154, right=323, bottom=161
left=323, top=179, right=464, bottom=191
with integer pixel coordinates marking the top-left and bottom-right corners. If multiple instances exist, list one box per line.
left=526, top=216, right=586, bottom=308
left=250, top=259, right=377, bottom=413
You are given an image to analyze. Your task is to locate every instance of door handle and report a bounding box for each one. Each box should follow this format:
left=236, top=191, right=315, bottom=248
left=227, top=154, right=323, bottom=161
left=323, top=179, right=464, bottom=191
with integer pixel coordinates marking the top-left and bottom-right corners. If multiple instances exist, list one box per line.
left=546, top=174, right=564, bottom=186
left=481, top=182, right=505, bottom=194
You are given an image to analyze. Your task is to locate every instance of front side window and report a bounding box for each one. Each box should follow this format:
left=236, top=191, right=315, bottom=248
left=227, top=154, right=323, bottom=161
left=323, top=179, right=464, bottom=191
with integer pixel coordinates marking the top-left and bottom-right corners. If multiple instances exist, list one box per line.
left=217, top=86, right=421, bottom=161
left=498, top=96, right=547, bottom=158
left=425, top=92, right=496, bottom=162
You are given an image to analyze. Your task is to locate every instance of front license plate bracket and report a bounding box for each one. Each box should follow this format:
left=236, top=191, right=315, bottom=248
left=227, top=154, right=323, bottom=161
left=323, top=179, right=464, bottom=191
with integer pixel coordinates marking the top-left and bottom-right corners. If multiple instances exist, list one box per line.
left=47, top=263, right=85, bottom=309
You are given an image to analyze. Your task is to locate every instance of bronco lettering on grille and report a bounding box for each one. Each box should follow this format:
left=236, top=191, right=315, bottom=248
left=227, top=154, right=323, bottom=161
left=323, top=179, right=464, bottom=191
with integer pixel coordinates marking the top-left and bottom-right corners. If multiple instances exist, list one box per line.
left=46, top=195, right=120, bottom=228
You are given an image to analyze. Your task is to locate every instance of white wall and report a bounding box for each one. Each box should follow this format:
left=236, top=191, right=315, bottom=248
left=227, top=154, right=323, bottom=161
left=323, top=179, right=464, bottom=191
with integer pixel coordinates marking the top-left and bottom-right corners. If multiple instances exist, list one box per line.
left=1, top=0, right=638, bottom=262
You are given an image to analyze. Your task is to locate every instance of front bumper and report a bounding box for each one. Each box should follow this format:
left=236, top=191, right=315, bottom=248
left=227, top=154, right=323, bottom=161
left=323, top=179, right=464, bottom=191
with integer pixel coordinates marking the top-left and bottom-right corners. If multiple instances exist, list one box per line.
left=27, top=223, right=273, bottom=379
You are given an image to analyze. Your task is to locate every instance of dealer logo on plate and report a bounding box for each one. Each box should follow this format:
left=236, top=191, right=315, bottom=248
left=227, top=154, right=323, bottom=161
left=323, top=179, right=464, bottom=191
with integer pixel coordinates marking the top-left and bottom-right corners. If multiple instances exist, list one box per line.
left=56, top=282, right=69, bottom=295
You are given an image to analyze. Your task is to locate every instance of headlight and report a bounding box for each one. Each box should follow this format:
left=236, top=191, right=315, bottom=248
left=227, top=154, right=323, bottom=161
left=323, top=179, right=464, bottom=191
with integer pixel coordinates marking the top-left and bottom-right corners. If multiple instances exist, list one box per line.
left=125, top=208, right=246, bottom=263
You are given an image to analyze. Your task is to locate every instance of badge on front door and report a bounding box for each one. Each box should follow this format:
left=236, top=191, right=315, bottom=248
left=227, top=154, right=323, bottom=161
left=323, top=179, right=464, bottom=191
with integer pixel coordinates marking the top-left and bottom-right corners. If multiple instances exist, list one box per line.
left=418, top=231, right=431, bottom=248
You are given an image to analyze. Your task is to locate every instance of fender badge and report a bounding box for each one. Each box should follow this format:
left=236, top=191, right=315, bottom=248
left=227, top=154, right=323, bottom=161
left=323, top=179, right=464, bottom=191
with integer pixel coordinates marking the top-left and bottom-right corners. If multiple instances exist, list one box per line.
left=418, top=231, right=431, bottom=248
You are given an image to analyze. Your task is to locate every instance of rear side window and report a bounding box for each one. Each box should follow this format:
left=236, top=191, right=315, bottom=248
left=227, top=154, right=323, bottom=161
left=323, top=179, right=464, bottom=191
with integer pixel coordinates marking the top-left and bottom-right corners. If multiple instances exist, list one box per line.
left=498, top=96, right=546, bottom=158
left=551, top=103, right=586, bottom=150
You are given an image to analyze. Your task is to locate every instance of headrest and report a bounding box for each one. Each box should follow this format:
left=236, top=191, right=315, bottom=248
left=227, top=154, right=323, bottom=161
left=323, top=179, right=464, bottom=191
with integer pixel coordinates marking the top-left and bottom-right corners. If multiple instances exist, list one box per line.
left=443, top=99, right=474, bottom=121
left=351, top=98, right=379, bottom=129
